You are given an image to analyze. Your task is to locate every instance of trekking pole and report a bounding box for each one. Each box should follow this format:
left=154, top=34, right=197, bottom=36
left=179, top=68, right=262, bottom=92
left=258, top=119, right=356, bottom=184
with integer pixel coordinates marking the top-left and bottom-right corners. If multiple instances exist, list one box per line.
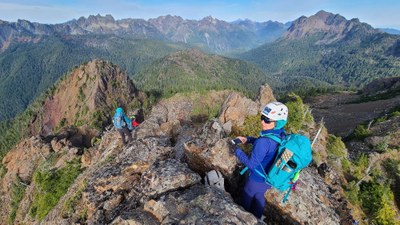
left=311, top=118, right=324, bottom=148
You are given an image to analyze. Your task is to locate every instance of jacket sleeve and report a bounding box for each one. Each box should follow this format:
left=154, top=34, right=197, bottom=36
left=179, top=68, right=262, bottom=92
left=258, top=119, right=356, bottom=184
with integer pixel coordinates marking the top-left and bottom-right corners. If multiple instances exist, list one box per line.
left=246, top=136, right=256, bottom=144
left=235, top=138, right=271, bottom=170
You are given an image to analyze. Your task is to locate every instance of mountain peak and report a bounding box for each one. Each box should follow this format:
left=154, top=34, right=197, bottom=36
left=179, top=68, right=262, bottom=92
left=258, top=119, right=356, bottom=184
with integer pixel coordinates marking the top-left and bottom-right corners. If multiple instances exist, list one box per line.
left=314, top=10, right=333, bottom=19
left=282, top=10, right=378, bottom=44
left=34, top=59, right=140, bottom=136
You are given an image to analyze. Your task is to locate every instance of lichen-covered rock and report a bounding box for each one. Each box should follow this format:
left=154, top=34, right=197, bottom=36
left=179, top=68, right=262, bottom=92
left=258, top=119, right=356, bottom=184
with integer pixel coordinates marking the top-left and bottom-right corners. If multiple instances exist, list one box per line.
left=1, top=126, right=99, bottom=225
left=2, top=136, right=52, bottom=185
left=184, top=120, right=238, bottom=176
left=140, top=159, right=201, bottom=200
left=257, top=84, right=276, bottom=109
left=143, top=184, right=262, bottom=225
left=264, top=167, right=346, bottom=225
left=218, top=92, right=259, bottom=130
left=110, top=210, right=158, bottom=225
left=135, top=95, right=192, bottom=139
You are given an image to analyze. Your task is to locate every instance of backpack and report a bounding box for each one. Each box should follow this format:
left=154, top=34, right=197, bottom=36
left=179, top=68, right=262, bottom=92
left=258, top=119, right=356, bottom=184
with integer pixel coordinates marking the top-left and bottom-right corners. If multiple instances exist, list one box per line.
left=113, top=114, right=126, bottom=129
left=240, top=133, right=312, bottom=202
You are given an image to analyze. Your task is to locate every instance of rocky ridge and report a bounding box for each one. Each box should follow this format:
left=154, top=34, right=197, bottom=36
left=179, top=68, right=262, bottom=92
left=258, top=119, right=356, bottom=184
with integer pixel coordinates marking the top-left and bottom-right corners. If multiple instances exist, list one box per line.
left=29, top=59, right=143, bottom=137
left=0, top=80, right=358, bottom=224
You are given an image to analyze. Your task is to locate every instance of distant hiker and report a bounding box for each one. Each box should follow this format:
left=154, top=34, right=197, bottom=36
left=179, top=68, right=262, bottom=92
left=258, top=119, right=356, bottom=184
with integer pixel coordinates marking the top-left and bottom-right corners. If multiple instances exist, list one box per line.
left=232, top=102, right=288, bottom=218
left=113, top=107, right=133, bottom=145
left=130, top=115, right=140, bottom=129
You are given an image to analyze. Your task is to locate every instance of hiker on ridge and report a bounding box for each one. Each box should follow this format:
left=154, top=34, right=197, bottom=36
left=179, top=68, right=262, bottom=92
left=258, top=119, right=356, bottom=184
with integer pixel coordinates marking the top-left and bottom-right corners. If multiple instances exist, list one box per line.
left=232, top=102, right=288, bottom=219
left=113, top=107, right=133, bottom=145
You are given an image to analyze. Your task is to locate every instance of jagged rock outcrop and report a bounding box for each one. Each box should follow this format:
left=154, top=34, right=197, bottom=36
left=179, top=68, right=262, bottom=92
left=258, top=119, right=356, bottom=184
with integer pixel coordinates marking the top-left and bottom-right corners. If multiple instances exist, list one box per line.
left=218, top=84, right=276, bottom=134
left=31, top=59, right=142, bottom=136
left=256, top=84, right=276, bottom=110
left=264, top=167, right=343, bottom=225
left=135, top=90, right=230, bottom=142
left=142, top=185, right=259, bottom=225
left=218, top=93, right=259, bottom=133
left=184, top=120, right=238, bottom=176
left=0, top=127, right=94, bottom=224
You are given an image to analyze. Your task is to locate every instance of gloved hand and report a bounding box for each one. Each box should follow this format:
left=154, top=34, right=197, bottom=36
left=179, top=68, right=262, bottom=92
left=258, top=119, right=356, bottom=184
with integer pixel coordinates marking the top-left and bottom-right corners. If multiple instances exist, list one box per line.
left=227, top=139, right=238, bottom=154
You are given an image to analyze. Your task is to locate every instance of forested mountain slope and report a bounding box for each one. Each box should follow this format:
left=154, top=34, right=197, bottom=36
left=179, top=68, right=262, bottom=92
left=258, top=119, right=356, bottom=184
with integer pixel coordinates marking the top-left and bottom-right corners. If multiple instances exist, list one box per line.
left=132, top=48, right=270, bottom=98
left=239, top=11, right=400, bottom=95
left=0, top=35, right=186, bottom=122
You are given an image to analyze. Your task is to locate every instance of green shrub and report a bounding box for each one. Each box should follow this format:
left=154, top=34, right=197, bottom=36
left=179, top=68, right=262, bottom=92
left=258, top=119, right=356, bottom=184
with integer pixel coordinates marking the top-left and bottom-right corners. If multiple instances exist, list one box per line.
left=359, top=181, right=399, bottom=225
left=30, top=158, right=82, bottom=221
left=344, top=181, right=360, bottom=205
left=231, top=114, right=260, bottom=138
left=373, top=136, right=389, bottom=153
left=382, top=159, right=400, bottom=179
left=91, top=110, right=108, bottom=130
left=326, top=134, right=347, bottom=158
left=284, top=93, right=307, bottom=133
left=191, top=102, right=221, bottom=122
left=374, top=193, right=400, bottom=225
left=8, top=177, right=26, bottom=225
left=341, top=158, right=352, bottom=174
left=353, top=154, right=369, bottom=180
left=359, top=181, right=385, bottom=216
left=352, top=124, right=370, bottom=140
left=61, top=179, right=88, bottom=218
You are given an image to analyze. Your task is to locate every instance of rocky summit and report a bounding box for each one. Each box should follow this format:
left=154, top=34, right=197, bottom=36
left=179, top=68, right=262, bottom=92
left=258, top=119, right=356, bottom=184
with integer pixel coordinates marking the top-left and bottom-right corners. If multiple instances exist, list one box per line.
left=29, top=59, right=143, bottom=137
left=0, top=66, right=358, bottom=224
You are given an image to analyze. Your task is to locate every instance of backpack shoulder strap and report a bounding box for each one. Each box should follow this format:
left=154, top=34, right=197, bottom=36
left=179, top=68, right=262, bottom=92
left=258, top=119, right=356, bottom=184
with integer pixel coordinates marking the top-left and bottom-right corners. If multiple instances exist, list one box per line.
left=259, top=132, right=283, bottom=144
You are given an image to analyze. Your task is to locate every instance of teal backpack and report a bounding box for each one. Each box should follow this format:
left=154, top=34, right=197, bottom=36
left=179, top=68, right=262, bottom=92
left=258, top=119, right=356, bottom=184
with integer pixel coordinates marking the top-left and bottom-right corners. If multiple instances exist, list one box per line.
left=240, top=133, right=312, bottom=203
left=113, top=113, right=127, bottom=129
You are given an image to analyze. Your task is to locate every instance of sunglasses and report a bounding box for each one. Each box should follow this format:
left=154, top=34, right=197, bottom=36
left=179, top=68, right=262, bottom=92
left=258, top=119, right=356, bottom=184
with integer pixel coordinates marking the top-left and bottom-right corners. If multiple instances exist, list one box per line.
left=261, top=115, right=275, bottom=124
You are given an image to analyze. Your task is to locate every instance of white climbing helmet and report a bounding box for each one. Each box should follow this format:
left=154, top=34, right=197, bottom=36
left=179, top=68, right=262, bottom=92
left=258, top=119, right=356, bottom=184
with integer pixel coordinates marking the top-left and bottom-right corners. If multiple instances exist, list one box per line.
left=204, top=170, right=225, bottom=190
left=261, top=102, right=288, bottom=121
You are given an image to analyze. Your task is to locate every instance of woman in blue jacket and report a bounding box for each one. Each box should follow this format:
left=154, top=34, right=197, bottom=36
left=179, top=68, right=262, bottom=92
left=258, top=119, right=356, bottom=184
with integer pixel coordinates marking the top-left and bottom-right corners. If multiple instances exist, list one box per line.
left=234, top=102, right=288, bottom=218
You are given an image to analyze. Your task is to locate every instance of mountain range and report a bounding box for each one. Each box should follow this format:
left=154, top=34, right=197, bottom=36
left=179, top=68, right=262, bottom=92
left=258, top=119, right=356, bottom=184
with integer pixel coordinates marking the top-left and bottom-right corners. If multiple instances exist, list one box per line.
left=0, top=10, right=399, bottom=123
left=0, top=14, right=288, bottom=54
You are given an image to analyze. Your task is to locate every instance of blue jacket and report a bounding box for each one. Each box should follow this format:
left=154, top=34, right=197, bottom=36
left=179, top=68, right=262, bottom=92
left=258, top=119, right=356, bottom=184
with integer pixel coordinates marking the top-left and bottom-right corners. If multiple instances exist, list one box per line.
left=235, top=128, right=285, bottom=182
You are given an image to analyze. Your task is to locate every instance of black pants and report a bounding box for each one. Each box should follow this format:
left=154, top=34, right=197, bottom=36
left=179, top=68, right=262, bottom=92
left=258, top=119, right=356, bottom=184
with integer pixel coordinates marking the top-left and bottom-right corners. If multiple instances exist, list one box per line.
left=117, top=127, right=132, bottom=145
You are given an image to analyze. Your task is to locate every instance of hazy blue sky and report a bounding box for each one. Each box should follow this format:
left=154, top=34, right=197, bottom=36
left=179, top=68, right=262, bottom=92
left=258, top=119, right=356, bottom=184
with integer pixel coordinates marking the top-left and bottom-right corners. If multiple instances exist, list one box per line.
left=1, top=0, right=399, bottom=29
